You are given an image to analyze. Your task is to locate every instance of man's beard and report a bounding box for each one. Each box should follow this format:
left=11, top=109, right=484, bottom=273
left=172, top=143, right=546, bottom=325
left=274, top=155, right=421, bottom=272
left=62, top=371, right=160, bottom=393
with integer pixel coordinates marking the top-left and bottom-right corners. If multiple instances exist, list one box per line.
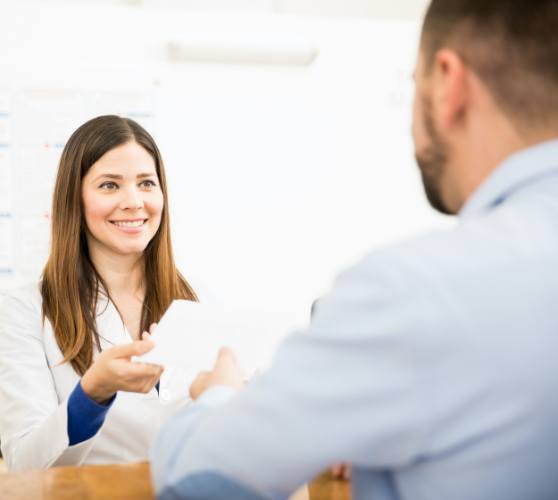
left=415, top=97, right=453, bottom=215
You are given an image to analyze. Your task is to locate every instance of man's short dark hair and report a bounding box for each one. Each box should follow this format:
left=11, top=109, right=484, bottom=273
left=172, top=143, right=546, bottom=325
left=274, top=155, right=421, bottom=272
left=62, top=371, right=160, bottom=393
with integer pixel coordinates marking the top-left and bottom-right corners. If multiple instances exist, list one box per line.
left=421, top=0, right=558, bottom=128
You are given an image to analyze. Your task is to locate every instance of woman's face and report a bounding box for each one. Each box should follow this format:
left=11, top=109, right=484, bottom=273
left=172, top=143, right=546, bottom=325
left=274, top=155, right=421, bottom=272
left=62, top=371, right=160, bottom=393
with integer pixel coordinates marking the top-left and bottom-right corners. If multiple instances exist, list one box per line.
left=81, top=141, right=164, bottom=259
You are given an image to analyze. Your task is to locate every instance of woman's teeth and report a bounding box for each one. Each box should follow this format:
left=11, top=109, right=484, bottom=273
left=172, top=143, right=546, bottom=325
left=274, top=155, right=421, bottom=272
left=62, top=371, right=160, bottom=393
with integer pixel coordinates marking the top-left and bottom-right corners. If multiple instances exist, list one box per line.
left=111, top=220, right=146, bottom=228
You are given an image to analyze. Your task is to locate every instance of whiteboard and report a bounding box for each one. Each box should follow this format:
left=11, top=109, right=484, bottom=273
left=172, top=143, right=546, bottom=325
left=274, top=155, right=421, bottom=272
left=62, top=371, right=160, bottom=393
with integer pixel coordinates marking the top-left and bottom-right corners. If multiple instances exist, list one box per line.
left=0, top=3, right=453, bottom=335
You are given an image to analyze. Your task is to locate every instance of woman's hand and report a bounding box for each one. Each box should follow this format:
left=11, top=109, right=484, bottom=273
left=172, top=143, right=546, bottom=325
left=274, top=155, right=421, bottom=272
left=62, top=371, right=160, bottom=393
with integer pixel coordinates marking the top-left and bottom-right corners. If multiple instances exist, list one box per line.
left=189, top=347, right=244, bottom=400
left=81, top=337, right=163, bottom=404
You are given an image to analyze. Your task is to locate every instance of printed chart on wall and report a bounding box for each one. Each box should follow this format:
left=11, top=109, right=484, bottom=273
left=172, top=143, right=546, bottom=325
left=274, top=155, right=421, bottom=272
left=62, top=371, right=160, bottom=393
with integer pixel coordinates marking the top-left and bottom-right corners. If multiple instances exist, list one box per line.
left=0, top=86, right=156, bottom=292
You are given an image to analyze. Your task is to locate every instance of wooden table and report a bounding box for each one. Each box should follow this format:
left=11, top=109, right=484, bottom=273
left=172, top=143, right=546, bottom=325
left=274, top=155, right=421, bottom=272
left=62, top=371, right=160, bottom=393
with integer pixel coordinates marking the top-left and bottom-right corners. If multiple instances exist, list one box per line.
left=0, top=462, right=350, bottom=500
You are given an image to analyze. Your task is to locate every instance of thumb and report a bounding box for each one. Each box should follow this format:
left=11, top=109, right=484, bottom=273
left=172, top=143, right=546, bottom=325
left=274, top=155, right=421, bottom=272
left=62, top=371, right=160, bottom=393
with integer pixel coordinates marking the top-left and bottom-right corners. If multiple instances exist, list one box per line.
left=215, top=346, right=236, bottom=367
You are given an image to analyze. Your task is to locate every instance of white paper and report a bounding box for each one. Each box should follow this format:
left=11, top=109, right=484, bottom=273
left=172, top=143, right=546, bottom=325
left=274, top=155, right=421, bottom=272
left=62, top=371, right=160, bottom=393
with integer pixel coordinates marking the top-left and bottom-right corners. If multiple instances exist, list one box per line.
left=139, top=300, right=290, bottom=384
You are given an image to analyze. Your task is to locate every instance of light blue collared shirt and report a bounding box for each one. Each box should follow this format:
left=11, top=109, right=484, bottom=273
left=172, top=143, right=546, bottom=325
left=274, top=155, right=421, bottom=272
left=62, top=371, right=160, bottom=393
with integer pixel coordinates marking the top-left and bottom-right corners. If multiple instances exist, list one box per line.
left=151, top=140, right=558, bottom=500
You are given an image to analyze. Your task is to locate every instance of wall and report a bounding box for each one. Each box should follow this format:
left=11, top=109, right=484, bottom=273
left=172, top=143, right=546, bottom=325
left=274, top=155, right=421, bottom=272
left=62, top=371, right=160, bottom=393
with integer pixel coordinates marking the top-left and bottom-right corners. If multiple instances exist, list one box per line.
left=0, top=2, right=452, bottom=334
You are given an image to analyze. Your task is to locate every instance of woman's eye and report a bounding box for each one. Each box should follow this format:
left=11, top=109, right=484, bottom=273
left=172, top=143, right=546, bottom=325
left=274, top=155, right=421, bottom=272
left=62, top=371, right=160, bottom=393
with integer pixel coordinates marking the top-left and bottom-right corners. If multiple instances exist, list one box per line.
left=140, top=179, right=157, bottom=188
left=99, top=182, right=118, bottom=190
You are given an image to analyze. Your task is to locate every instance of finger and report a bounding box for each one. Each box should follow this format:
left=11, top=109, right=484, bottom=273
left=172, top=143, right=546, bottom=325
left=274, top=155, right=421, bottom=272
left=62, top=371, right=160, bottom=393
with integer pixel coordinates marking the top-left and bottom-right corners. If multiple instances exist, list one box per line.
left=141, top=331, right=151, bottom=341
left=190, top=371, right=209, bottom=389
left=149, top=323, right=158, bottom=335
left=125, top=361, right=163, bottom=380
left=331, top=464, right=342, bottom=478
left=216, top=346, right=236, bottom=367
left=189, top=371, right=209, bottom=399
left=140, top=376, right=159, bottom=393
left=148, top=363, right=164, bottom=377
left=137, top=367, right=164, bottom=392
left=125, top=379, right=156, bottom=394
left=144, top=364, right=164, bottom=379
left=110, top=339, right=155, bottom=359
left=151, top=372, right=162, bottom=389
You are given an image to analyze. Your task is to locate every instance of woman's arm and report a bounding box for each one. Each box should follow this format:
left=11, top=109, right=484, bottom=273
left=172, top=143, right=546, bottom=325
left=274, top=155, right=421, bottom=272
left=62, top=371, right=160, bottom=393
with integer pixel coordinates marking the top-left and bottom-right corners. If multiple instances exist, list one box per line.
left=0, top=291, right=99, bottom=470
left=0, top=290, right=163, bottom=470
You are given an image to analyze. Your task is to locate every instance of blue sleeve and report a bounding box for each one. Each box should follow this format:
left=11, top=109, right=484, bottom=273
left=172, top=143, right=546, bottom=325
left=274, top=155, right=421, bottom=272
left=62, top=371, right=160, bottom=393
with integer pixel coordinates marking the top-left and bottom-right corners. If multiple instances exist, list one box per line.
left=67, top=381, right=116, bottom=446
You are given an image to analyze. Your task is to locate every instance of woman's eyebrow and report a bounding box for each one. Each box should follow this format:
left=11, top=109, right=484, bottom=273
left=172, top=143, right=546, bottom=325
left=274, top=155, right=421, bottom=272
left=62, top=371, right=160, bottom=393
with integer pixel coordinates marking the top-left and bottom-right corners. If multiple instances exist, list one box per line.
left=93, top=172, right=156, bottom=182
left=94, top=173, right=122, bottom=181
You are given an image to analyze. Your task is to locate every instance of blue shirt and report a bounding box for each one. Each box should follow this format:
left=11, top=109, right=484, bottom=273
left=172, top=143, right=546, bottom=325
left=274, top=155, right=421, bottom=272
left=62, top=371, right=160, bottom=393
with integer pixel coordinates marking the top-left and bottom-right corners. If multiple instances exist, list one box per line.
left=66, top=381, right=160, bottom=446
left=151, top=139, right=558, bottom=500
left=67, top=382, right=115, bottom=446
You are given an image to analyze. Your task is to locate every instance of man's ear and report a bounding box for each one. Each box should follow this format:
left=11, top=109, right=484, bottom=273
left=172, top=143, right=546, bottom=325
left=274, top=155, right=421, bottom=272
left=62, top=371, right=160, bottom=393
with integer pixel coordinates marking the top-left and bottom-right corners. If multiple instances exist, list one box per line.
left=432, top=49, right=469, bottom=130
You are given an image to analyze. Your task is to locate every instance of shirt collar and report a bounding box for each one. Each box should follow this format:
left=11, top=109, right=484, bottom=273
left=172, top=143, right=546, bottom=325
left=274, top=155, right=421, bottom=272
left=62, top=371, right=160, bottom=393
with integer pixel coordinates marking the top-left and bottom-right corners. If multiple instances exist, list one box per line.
left=459, top=138, right=558, bottom=218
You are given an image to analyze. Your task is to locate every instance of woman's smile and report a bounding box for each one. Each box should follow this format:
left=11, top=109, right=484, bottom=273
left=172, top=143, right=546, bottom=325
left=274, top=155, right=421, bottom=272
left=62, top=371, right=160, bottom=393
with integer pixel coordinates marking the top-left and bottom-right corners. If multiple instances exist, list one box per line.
left=109, top=218, right=149, bottom=234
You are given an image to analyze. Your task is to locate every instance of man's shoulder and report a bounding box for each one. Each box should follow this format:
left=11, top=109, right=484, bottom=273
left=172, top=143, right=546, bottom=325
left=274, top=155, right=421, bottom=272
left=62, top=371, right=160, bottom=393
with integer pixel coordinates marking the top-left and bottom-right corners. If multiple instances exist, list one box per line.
left=341, top=205, right=558, bottom=295
left=340, top=225, right=475, bottom=290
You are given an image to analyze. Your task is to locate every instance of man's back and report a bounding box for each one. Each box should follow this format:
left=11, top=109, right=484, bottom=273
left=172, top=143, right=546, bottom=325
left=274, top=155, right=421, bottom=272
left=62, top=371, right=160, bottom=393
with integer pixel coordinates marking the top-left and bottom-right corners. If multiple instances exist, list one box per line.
left=151, top=0, right=558, bottom=495
left=350, top=141, right=558, bottom=499
left=152, top=141, right=558, bottom=500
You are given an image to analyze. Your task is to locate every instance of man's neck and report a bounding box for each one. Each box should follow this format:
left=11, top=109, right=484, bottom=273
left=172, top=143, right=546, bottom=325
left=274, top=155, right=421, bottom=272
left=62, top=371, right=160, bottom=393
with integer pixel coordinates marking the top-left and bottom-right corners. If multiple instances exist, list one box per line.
left=452, top=122, right=558, bottom=212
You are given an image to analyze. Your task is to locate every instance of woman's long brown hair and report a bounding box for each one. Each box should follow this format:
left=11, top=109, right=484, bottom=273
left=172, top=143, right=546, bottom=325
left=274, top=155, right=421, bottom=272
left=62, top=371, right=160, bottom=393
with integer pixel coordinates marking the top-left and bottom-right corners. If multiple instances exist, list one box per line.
left=41, top=115, right=197, bottom=375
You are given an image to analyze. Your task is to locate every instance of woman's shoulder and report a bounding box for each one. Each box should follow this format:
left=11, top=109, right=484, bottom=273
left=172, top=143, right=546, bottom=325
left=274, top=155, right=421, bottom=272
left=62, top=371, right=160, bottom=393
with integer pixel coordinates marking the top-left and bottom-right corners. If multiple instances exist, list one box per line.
left=1, top=281, right=42, bottom=305
left=0, top=282, right=43, bottom=325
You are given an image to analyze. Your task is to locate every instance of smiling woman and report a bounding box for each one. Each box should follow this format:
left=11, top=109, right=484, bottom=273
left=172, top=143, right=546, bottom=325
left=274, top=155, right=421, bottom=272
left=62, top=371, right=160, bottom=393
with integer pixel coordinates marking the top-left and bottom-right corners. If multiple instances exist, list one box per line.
left=0, top=115, right=198, bottom=470
left=82, top=143, right=164, bottom=259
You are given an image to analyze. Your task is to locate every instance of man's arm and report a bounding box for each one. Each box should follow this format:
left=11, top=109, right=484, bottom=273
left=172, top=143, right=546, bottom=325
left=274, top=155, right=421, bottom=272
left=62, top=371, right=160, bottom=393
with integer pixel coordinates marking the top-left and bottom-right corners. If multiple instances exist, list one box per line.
left=151, top=253, right=437, bottom=498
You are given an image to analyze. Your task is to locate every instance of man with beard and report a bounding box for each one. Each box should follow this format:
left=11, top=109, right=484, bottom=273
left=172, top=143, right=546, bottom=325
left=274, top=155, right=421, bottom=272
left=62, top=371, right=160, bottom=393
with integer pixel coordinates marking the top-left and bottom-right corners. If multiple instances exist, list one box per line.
left=151, top=1, right=558, bottom=499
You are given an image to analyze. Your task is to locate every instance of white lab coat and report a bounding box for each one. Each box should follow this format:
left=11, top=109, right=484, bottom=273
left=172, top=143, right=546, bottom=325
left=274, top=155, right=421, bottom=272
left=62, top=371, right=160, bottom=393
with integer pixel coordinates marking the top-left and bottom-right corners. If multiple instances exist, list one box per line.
left=0, top=283, right=191, bottom=471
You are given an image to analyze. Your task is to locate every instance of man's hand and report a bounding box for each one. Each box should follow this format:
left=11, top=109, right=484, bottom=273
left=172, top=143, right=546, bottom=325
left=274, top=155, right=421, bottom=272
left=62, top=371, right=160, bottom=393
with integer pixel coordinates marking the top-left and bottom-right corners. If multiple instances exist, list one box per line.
left=331, top=463, right=351, bottom=481
left=189, top=347, right=245, bottom=400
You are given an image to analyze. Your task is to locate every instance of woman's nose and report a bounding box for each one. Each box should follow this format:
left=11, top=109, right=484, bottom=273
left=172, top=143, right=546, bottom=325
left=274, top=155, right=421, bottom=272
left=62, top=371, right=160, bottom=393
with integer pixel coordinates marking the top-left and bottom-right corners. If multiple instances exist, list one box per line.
left=119, top=187, right=144, bottom=210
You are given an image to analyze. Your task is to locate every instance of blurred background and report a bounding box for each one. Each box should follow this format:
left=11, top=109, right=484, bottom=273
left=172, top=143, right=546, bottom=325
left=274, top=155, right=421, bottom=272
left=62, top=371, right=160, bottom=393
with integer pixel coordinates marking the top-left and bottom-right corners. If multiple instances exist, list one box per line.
left=0, top=0, right=449, bottom=335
